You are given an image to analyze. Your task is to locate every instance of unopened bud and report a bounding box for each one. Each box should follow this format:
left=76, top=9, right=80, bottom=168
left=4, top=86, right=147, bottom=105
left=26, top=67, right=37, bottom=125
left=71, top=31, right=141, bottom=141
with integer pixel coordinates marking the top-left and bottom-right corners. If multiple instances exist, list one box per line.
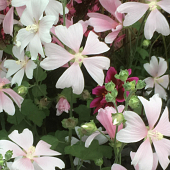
left=18, top=85, right=28, bottom=96
left=81, top=120, right=97, bottom=136
left=136, top=80, right=146, bottom=89
left=115, top=70, right=129, bottom=81
left=62, top=117, right=78, bottom=129
left=5, top=150, right=13, bottom=161
left=82, top=90, right=91, bottom=100
left=0, top=160, right=4, bottom=166
left=105, top=93, right=114, bottom=102
left=123, top=80, right=136, bottom=91
left=129, top=95, right=140, bottom=108
left=94, top=158, right=103, bottom=166
left=142, top=39, right=151, bottom=47
left=112, top=113, right=124, bottom=126
left=105, top=81, right=115, bottom=92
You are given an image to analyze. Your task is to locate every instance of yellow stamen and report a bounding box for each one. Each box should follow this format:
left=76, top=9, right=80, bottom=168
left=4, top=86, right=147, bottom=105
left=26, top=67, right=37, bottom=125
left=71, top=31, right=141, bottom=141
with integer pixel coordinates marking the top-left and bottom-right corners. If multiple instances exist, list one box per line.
left=26, top=24, right=38, bottom=33
left=26, top=146, right=35, bottom=160
left=147, top=129, right=163, bottom=140
left=149, top=1, right=157, bottom=11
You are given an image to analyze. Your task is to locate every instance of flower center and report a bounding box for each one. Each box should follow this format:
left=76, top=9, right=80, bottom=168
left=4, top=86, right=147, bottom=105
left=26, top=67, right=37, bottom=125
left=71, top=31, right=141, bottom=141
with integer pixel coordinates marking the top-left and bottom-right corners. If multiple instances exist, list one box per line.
left=149, top=1, right=157, bottom=10
left=26, top=24, right=39, bottom=33
left=74, top=53, right=84, bottom=64
left=147, top=129, right=163, bottom=140
left=26, top=146, right=35, bottom=160
left=16, top=59, right=27, bottom=67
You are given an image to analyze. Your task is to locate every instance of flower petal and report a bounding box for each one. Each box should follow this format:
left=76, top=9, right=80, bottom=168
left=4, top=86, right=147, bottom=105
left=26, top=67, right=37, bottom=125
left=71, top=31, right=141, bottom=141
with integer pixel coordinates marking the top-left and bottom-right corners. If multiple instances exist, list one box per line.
left=116, top=111, right=147, bottom=143
left=12, top=158, right=34, bottom=170
left=11, top=68, right=25, bottom=86
left=157, top=57, right=168, bottom=77
left=155, top=82, right=167, bottom=100
left=83, top=57, right=110, bottom=86
left=156, top=75, right=169, bottom=88
left=8, top=129, right=33, bottom=151
left=117, top=2, right=149, bottom=26
left=56, top=62, right=84, bottom=95
left=82, top=31, right=110, bottom=55
left=55, top=23, right=83, bottom=53
left=157, top=0, right=170, bottom=14
left=33, top=157, right=65, bottom=170
left=34, top=140, right=61, bottom=156
left=25, top=60, right=37, bottom=79
left=138, top=94, right=161, bottom=129
left=111, top=163, right=127, bottom=170
left=144, top=77, right=154, bottom=89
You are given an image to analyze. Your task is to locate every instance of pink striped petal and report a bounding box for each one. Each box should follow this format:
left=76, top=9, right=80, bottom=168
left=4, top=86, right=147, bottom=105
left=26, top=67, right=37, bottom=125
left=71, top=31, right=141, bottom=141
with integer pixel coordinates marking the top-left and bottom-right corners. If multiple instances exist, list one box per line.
left=33, top=157, right=65, bottom=170
left=116, top=111, right=147, bottom=143
left=55, top=23, right=83, bottom=53
left=153, top=138, right=170, bottom=170
left=0, top=0, right=7, bottom=10
left=117, top=2, right=149, bottom=26
left=131, top=138, right=153, bottom=170
left=0, top=140, right=25, bottom=158
left=56, top=62, right=84, bottom=95
left=3, top=7, right=14, bottom=36
left=12, top=158, right=34, bottom=170
left=34, top=140, right=61, bottom=156
left=138, top=94, right=161, bottom=129
left=8, top=129, right=33, bottom=151
left=83, top=56, right=110, bottom=86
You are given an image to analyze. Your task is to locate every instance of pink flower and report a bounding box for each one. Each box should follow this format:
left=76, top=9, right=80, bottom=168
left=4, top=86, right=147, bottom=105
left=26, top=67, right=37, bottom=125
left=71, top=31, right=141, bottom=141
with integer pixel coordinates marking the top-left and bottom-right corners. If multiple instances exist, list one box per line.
left=4, top=46, right=37, bottom=86
left=97, top=105, right=124, bottom=139
left=16, top=0, right=55, bottom=60
left=88, top=0, right=123, bottom=44
left=111, top=164, right=127, bottom=170
left=117, top=0, right=170, bottom=39
left=0, top=77, right=23, bottom=115
left=56, top=97, right=70, bottom=116
left=144, top=56, right=169, bottom=100
left=0, top=128, right=65, bottom=170
left=117, top=94, right=170, bottom=170
left=40, top=23, right=110, bottom=94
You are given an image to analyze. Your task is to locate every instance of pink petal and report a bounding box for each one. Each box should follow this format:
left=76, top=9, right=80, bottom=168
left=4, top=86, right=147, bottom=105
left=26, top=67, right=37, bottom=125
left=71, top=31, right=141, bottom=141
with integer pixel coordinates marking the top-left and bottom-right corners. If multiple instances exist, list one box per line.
left=143, top=56, right=159, bottom=77
left=111, top=163, right=127, bottom=170
left=0, top=91, right=15, bottom=115
left=3, top=7, right=14, bottom=36
left=131, top=138, right=153, bottom=170
left=33, top=157, right=65, bottom=170
left=116, top=111, right=147, bottom=143
left=138, top=94, right=161, bottom=130
left=15, top=6, right=26, bottom=17
left=12, top=0, right=29, bottom=7
left=39, top=15, right=55, bottom=43
left=29, top=33, right=44, bottom=59
left=34, top=140, right=61, bottom=156
left=55, top=23, right=83, bottom=53
left=82, top=31, right=110, bottom=55
left=0, top=140, right=25, bottom=158
left=144, top=77, right=154, bottom=89
left=41, top=43, right=74, bottom=70
left=12, top=158, right=34, bottom=170
left=83, top=57, right=110, bottom=86
left=2, top=88, right=23, bottom=109
left=56, top=62, right=84, bottom=95
left=8, top=129, right=33, bottom=151
left=154, top=107, right=170, bottom=136
left=99, top=0, right=121, bottom=17
left=154, top=82, right=167, bottom=100
left=105, top=25, right=122, bottom=44
left=144, top=9, right=170, bottom=39
left=117, top=2, right=149, bottom=26
left=153, top=138, right=170, bottom=170
left=157, top=57, right=168, bottom=77
left=0, top=0, right=7, bottom=10
left=88, top=13, right=118, bottom=32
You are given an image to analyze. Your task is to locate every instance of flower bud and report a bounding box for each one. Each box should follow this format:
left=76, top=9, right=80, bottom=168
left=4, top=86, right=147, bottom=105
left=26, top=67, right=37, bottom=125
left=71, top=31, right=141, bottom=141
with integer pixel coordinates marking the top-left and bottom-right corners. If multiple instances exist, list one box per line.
left=105, top=81, right=115, bottom=92
left=81, top=89, right=92, bottom=100
left=62, top=117, right=78, bottom=129
left=112, top=112, right=124, bottom=126
left=81, top=120, right=97, bottom=136
left=123, top=80, right=136, bottom=91
left=0, top=160, right=4, bottom=166
left=105, top=93, right=114, bottom=102
left=142, top=39, right=151, bottom=47
left=18, top=85, right=28, bottom=97
left=56, top=97, right=70, bottom=116
left=111, top=89, right=118, bottom=99
left=136, top=80, right=146, bottom=89
left=115, top=69, right=129, bottom=81
left=94, top=158, right=103, bottom=166
left=129, top=95, right=140, bottom=108
left=5, top=150, right=13, bottom=161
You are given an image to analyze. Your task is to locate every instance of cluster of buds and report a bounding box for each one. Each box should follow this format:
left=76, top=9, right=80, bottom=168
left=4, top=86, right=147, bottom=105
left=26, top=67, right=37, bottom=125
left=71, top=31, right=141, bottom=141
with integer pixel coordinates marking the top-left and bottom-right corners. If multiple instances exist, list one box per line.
left=0, top=150, right=13, bottom=170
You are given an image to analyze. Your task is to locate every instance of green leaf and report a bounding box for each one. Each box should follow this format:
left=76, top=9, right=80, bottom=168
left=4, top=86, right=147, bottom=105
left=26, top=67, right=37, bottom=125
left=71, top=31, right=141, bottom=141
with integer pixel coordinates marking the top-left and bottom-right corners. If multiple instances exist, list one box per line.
left=101, top=167, right=111, bottom=170
left=33, top=67, right=47, bottom=82
left=3, top=44, right=13, bottom=55
left=136, top=47, right=149, bottom=59
left=41, top=135, right=59, bottom=150
left=74, top=105, right=90, bottom=122
left=32, top=84, right=47, bottom=97
left=7, top=107, right=25, bottom=125
left=65, top=140, right=112, bottom=160
left=0, top=130, right=8, bottom=140
left=131, top=21, right=141, bottom=31
left=21, top=99, right=46, bottom=126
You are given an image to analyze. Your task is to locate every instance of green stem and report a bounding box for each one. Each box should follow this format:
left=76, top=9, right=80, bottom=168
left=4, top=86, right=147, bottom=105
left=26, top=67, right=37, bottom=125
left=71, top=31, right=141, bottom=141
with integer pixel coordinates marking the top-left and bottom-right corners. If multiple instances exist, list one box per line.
left=62, top=0, right=66, bottom=26
left=113, top=126, right=118, bottom=163
left=77, top=160, right=84, bottom=170
left=162, top=35, right=169, bottom=70
left=112, top=100, right=118, bottom=113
